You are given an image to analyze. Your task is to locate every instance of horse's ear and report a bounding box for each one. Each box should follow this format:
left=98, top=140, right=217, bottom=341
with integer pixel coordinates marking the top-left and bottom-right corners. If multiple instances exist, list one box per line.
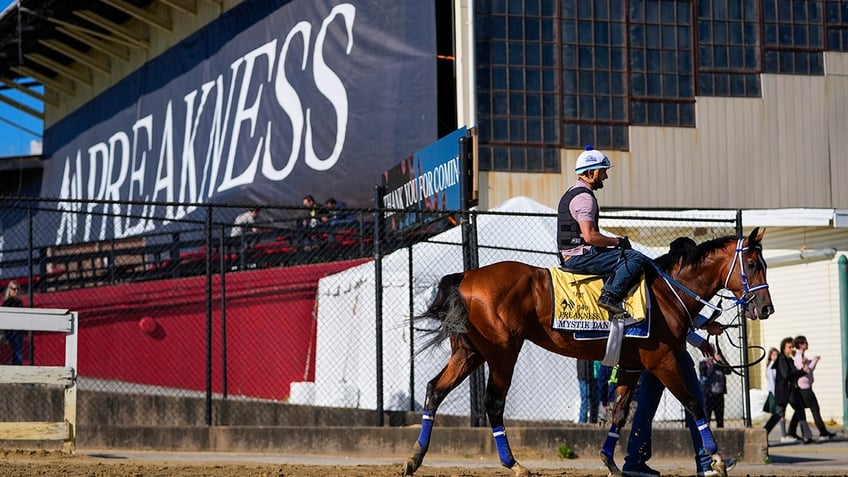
left=748, top=227, right=764, bottom=245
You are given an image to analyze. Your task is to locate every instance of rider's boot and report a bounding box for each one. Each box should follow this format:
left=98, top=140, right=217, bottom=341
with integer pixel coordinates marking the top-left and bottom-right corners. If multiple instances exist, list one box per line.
left=598, top=290, right=627, bottom=317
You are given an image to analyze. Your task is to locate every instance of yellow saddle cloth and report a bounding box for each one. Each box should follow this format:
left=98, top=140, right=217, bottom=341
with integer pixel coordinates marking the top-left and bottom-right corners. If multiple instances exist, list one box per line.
left=547, top=268, right=648, bottom=331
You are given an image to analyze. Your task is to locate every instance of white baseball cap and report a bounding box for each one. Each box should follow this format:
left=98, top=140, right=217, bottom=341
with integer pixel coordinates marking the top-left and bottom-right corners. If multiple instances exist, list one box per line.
left=574, top=145, right=612, bottom=173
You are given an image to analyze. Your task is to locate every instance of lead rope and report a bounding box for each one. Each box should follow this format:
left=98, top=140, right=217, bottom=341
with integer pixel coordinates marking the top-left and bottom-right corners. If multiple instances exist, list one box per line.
left=709, top=304, right=767, bottom=377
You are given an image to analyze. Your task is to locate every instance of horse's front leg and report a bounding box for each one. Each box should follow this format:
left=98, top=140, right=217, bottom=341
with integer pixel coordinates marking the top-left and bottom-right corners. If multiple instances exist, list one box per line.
left=600, top=367, right=641, bottom=477
left=652, top=352, right=727, bottom=477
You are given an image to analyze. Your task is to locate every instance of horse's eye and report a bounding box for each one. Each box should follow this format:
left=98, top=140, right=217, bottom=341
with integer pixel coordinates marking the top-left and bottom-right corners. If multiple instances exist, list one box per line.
left=746, top=261, right=757, bottom=270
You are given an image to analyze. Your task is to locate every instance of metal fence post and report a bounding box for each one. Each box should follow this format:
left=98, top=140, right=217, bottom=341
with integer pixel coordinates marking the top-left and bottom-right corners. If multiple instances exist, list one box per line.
left=736, top=209, right=753, bottom=427
left=408, top=244, right=415, bottom=411
left=459, top=135, right=485, bottom=427
left=374, top=185, right=385, bottom=426
left=220, top=224, right=228, bottom=399
left=205, top=205, right=213, bottom=426
left=27, top=206, right=34, bottom=364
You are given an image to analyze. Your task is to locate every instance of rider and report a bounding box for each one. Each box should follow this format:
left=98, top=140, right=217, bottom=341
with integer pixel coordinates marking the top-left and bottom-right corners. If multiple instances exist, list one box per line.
left=557, top=145, right=650, bottom=316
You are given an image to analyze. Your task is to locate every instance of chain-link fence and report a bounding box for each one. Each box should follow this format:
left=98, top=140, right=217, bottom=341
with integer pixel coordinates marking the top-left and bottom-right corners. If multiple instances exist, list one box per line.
left=0, top=196, right=749, bottom=429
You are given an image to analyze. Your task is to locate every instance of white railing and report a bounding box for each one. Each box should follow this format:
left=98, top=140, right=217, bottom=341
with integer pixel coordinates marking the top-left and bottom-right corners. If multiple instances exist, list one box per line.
left=0, top=307, right=78, bottom=453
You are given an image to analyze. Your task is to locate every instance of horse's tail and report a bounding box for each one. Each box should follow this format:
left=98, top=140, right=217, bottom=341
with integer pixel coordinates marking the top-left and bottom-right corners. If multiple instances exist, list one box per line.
left=415, top=272, right=469, bottom=353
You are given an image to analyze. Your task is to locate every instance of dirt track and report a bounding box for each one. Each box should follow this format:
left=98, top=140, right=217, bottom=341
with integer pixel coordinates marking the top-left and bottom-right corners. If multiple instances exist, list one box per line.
left=0, top=448, right=845, bottom=476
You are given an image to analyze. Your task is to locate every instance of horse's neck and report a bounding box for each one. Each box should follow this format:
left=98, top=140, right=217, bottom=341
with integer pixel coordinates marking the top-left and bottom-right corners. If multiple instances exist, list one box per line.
left=664, top=257, right=726, bottom=314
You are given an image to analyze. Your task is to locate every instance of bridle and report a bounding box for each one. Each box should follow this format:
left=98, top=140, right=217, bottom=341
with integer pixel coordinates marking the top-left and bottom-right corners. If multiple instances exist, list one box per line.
left=649, top=237, right=771, bottom=376
left=719, top=238, right=769, bottom=312
left=711, top=238, right=771, bottom=376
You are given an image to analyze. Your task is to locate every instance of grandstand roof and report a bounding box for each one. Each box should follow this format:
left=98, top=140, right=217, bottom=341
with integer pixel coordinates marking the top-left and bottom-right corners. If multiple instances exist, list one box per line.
left=0, top=0, right=162, bottom=110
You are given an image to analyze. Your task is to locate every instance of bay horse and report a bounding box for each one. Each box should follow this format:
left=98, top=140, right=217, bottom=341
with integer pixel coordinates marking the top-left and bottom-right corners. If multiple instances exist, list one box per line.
left=403, top=228, right=773, bottom=477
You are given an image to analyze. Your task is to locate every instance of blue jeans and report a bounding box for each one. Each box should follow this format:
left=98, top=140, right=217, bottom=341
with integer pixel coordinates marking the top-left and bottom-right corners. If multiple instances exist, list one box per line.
left=578, top=379, right=599, bottom=423
left=563, top=247, right=650, bottom=298
left=7, top=331, right=24, bottom=365
left=623, top=351, right=712, bottom=473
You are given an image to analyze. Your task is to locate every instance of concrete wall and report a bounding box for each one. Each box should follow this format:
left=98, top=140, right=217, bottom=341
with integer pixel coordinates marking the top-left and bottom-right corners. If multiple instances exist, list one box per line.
left=0, top=385, right=767, bottom=463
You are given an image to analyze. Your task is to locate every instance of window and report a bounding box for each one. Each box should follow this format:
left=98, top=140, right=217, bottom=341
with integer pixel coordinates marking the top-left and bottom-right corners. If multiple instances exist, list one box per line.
left=476, top=0, right=560, bottom=171
left=473, top=0, right=848, bottom=172
left=561, top=0, right=629, bottom=148
left=697, top=0, right=761, bottom=96
left=629, top=0, right=696, bottom=126
left=763, top=0, right=825, bottom=74
left=826, top=0, right=848, bottom=51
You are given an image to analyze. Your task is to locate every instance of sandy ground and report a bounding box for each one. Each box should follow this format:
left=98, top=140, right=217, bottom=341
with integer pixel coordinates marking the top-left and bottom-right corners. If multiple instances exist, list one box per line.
left=2, top=442, right=848, bottom=477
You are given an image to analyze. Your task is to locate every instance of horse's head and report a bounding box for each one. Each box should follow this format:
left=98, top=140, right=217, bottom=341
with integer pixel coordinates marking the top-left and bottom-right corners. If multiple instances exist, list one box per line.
left=723, top=227, right=774, bottom=320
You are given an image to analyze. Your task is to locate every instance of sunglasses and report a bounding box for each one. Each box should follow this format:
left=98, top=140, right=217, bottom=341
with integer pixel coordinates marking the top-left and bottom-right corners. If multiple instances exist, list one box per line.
left=9, top=287, right=18, bottom=291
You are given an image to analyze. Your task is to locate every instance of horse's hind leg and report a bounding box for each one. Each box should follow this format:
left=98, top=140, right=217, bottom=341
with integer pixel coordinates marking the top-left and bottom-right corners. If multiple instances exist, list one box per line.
left=599, top=367, right=641, bottom=477
left=482, top=350, right=530, bottom=477
left=404, top=337, right=483, bottom=476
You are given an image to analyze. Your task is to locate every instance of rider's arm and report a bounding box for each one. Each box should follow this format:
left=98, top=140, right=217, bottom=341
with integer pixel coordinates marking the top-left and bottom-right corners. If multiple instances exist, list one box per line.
left=577, top=220, right=621, bottom=248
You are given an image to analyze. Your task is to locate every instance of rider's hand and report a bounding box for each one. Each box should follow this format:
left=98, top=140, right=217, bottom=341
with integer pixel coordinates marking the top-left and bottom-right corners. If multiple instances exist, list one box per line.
left=617, top=236, right=632, bottom=249
left=698, top=341, right=715, bottom=358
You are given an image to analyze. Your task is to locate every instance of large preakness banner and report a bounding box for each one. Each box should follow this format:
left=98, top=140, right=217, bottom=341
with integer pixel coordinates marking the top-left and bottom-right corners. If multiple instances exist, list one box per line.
left=41, top=0, right=436, bottom=245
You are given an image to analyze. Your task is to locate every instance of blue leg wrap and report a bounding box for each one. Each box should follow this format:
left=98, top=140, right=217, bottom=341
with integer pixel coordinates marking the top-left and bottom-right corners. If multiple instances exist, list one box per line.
left=416, top=411, right=435, bottom=449
left=696, top=418, right=718, bottom=454
left=492, top=425, right=516, bottom=468
left=601, top=424, right=620, bottom=460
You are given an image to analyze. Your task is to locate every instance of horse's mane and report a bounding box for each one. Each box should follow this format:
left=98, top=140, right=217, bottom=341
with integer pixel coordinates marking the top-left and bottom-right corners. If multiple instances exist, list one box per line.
left=653, top=234, right=742, bottom=273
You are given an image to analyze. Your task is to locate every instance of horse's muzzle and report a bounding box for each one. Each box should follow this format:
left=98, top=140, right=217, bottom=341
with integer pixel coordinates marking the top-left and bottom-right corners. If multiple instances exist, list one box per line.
left=760, top=304, right=774, bottom=320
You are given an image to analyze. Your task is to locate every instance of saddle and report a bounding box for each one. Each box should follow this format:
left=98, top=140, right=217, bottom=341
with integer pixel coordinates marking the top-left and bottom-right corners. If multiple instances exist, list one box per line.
left=547, top=268, right=650, bottom=366
left=547, top=268, right=647, bottom=331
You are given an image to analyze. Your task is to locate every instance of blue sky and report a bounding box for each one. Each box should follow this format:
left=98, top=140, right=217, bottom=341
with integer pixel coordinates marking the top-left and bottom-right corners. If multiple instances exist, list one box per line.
left=0, top=0, right=44, bottom=158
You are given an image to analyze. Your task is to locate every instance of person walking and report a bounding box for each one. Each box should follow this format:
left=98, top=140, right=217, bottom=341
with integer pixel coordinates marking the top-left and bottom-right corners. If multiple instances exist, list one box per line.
left=622, top=320, right=735, bottom=477
left=789, top=336, right=836, bottom=441
left=699, top=351, right=727, bottom=428
left=576, top=359, right=599, bottom=423
left=2, top=280, right=25, bottom=365
left=557, top=145, right=650, bottom=316
left=763, top=347, right=790, bottom=440
left=764, top=337, right=809, bottom=443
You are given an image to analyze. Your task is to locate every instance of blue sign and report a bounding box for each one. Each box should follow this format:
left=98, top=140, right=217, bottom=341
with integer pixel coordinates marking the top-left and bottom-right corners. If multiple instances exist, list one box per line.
left=381, top=127, right=467, bottom=233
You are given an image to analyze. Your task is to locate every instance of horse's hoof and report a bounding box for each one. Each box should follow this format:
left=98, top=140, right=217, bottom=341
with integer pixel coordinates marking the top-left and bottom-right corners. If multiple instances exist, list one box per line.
left=600, top=450, right=621, bottom=476
left=710, top=453, right=727, bottom=477
left=403, top=457, right=418, bottom=475
left=509, top=461, right=531, bottom=477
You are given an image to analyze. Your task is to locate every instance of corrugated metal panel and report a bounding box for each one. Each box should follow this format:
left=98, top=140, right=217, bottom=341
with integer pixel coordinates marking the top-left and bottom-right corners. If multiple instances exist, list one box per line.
left=827, top=74, right=848, bottom=208
left=826, top=51, right=848, bottom=76
left=762, top=75, right=830, bottom=207
left=759, top=258, right=846, bottom=423
left=760, top=227, right=848, bottom=253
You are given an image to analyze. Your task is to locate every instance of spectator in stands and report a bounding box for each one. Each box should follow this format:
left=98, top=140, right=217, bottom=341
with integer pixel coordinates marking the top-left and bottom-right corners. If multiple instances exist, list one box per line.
left=322, top=197, right=356, bottom=226
left=231, top=207, right=260, bottom=237
left=2, top=280, right=25, bottom=365
left=699, top=350, right=727, bottom=428
left=301, top=195, right=320, bottom=228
